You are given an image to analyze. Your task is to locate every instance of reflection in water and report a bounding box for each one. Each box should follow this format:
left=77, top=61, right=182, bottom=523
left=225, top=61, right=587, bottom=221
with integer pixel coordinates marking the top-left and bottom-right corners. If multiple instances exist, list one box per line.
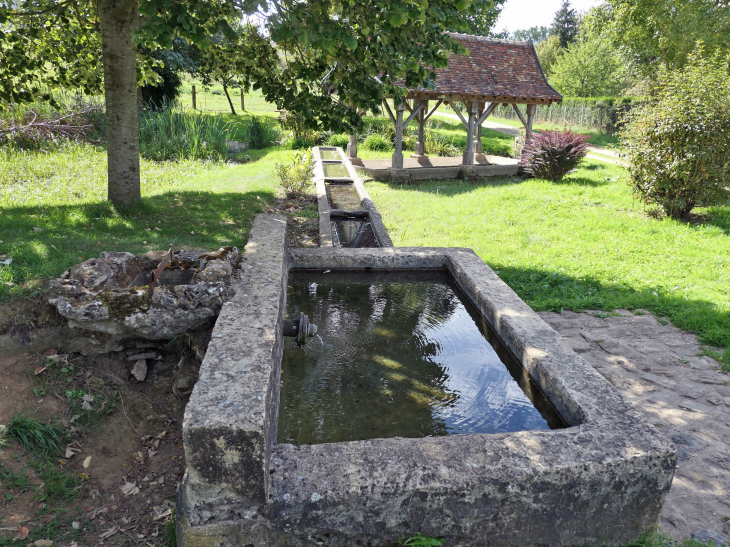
left=323, top=163, right=350, bottom=178
left=278, top=272, right=562, bottom=445
left=320, top=150, right=341, bottom=161
left=331, top=218, right=380, bottom=248
left=326, top=183, right=362, bottom=210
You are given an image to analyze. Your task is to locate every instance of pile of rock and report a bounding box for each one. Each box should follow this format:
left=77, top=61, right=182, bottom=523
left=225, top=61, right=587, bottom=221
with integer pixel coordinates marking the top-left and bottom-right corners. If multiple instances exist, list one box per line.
left=47, top=247, right=239, bottom=342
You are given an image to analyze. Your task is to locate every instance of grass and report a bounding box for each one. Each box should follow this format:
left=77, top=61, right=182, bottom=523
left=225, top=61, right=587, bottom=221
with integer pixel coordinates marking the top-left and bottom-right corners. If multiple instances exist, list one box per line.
left=487, top=114, right=620, bottom=148
left=178, top=80, right=278, bottom=117
left=367, top=160, right=730, bottom=353
left=0, top=143, right=292, bottom=301
left=29, top=460, right=80, bottom=502
left=3, top=413, right=65, bottom=457
left=0, top=467, right=32, bottom=494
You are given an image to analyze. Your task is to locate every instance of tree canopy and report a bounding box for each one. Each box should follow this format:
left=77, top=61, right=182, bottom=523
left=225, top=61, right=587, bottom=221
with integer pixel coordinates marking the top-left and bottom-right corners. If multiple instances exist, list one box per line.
left=550, top=0, right=579, bottom=48
left=512, top=26, right=550, bottom=44
left=1, top=0, right=498, bottom=204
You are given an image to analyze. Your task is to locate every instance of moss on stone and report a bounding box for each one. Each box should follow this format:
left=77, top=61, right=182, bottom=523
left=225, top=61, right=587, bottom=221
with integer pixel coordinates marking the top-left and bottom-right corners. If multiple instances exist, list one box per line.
left=98, top=287, right=150, bottom=319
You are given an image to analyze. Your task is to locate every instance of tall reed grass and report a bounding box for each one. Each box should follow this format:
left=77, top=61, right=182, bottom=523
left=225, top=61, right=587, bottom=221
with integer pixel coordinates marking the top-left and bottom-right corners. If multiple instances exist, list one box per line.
left=138, top=108, right=231, bottom=161
left=247, top=115, right=281, bottom=149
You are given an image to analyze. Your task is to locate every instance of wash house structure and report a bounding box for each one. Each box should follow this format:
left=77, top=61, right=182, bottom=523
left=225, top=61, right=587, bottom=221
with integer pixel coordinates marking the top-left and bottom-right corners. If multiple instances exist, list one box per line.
left=348, top=33, right=562, bottom=176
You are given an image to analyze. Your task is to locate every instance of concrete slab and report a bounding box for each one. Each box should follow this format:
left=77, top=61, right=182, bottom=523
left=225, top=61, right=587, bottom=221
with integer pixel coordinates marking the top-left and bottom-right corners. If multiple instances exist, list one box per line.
left=356, top=155, right=519, bottom=181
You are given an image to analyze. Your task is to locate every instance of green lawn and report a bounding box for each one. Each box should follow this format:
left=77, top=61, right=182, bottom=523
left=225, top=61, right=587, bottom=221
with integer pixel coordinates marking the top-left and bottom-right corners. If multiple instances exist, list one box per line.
left=367, top=160, right=730, bottom=353
left=178, top=80, right=278, bottom=117
left=0, top=143, right=293, bottom=300
left=486, top=114, right=621, bottom=148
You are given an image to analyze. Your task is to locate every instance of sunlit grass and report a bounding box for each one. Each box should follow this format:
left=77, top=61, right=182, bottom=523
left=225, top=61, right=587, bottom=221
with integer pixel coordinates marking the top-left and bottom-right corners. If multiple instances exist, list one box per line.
left=0, top=143, right=292, bottom=300
left=367, top=160, right=730, bottom=351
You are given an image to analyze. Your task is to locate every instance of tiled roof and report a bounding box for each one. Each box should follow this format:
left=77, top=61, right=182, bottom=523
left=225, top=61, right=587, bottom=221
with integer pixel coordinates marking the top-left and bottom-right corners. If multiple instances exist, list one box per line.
left=408, top=33, right=562, bottom=104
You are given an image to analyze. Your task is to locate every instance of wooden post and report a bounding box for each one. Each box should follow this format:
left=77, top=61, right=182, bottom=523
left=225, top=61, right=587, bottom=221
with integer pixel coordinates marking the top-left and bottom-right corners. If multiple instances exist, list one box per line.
left=192, top=85, right=196, bottom=110
left=412, top=100, right=428, bottom=158
left=526, top=103, right=536, bottom=142
left=240, top=88, right=245, bottom=112
left=392, top=101, right=406, bottom=169
left=462, top=101, right=478, bottom=166
left=475, top=102, right=484, bottom=155
left=347, top=134, right=358, bottom=159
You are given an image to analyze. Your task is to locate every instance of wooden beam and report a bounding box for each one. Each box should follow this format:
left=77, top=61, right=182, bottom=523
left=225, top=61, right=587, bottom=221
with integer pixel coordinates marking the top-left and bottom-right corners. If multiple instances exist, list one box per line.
left=450, top=102, right=469, bottom=128
left=403, top=100, right=427, bottom=127
left=511, top=103, right=528, bottom=128
left=382, top=99, right=396, bottom=124
left=462, top=101, right=479, bottom=166
left=423, top=99, right=444, bottom=122
left=475, top=102, right=499, bottom=126
left=392, top=102, right=407, bottom=169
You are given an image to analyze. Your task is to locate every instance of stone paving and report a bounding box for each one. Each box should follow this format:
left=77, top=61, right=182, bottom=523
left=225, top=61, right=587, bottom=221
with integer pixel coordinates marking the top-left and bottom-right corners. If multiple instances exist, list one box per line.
left=538, top=309, right=730, bottom=545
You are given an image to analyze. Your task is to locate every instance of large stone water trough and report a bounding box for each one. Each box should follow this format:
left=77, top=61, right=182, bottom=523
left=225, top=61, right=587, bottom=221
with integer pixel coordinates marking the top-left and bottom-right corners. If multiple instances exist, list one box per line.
left=176, top=214, right=676, bottom=547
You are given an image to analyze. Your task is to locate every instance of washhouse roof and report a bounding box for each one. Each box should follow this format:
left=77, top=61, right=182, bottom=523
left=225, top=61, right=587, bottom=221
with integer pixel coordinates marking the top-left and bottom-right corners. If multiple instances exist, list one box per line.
left=407, top=33, right=563, bottom=105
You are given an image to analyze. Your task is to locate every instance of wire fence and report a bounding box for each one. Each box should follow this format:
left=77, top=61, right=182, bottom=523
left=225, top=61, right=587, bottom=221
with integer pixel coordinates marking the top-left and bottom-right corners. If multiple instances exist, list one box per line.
left=493, top=102, right=636, bottom=134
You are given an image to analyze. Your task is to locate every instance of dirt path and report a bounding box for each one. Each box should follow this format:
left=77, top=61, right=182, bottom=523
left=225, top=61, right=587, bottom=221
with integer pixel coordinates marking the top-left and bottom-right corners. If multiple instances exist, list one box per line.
left=433, top=112, right=627, bottom=167
left=538, top=309, right=730, bottom=545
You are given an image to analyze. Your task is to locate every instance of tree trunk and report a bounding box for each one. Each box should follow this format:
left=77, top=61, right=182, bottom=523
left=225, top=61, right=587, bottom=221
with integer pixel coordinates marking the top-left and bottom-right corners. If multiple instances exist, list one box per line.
left=223, top=83, right=237, bottom=115
left=97, top=0, right=141, bottom=205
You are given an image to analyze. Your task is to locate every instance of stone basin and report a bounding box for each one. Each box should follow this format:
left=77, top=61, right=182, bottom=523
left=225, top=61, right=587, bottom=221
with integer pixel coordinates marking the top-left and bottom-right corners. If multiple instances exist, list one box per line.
left=177, top=215, right=676, bottom=547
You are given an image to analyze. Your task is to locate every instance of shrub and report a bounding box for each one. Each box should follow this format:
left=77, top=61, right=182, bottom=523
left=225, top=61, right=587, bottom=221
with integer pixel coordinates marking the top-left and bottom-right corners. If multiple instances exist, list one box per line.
left=284, top=136, right=316, bottom=150
left=520, top=130, right=588, bottom=181
left=139, top=108, right=230, bottom=161
left=247, top=115, right=280, bottom=149
left=619, top=44, right=730, bottom=219
left=276, top=151, right=314, bottom=197
left=424, top=122, right=460, bottom=157
left=328, top=133, right=350, bottom=148
left=362, top=133, right=392, bottom=152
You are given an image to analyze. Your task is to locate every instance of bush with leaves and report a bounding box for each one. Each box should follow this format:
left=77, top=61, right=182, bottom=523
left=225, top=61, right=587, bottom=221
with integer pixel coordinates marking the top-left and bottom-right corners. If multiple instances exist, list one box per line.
left=276, top=151, right=315, bottom=197
left=520, top=130, right=588, bottom=181
left=363, top=133, right=393, bottom=152
left=619, top=45, right=730, bottom=219
left=424, top=122, right=460, bottom=157
left=328, top=133, right=350, bottom=148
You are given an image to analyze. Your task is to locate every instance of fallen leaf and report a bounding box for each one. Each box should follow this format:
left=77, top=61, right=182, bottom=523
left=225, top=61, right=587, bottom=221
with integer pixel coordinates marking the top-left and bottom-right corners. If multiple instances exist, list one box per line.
left=83, top=456, right=92, bottom=468
left=34, top=366, right=47, bottom=375
left=78, top=472, right=90, bottom=480
left=50, top=244, right=57, bottom=250
left=16, top=526, right=29, bottom=540
left=34, top=539, right=53, bottom=547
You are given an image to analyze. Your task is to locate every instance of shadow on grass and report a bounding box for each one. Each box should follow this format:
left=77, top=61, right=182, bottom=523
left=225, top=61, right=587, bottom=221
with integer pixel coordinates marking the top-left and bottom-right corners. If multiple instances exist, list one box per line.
left=497, top=264, right=730, bottom=350
left=0, top=189, right=276, bottom=301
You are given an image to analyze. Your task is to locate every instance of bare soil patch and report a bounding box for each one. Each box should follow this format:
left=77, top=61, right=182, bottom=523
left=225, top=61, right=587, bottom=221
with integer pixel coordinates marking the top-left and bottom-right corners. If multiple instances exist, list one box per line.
left=0, top=329, right=207, bottom=546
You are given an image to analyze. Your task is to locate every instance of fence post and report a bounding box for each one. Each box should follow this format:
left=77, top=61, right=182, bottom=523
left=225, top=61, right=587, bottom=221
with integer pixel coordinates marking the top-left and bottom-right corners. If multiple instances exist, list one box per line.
left=192, top=85, right=196, bottom=110
left=240, top=89, right=245, bottom=111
